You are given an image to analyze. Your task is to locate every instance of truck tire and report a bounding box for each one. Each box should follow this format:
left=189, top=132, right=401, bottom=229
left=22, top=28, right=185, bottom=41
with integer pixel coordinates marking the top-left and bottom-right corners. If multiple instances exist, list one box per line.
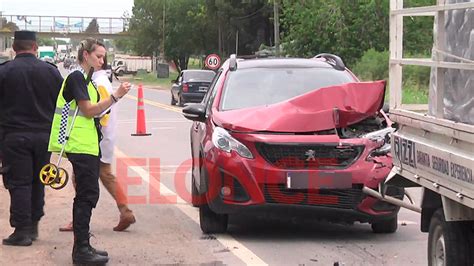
left=118, top=70, right=124, bottom=76
left=371, top=215, right=398, bottom=234
left=199, top=205, right=228, bottom=234
left=428, top=209, right=472, bottom=266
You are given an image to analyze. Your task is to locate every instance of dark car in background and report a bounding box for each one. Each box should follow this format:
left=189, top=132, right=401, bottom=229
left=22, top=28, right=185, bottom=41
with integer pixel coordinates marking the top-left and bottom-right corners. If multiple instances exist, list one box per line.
left=182, top=54, right=404, bottom=234
left=171, top=69, right=216, bottom=106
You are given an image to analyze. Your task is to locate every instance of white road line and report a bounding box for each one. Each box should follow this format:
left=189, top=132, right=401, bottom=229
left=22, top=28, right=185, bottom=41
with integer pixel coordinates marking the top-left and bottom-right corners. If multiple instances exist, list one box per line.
left=115, top=148, right=267, bottom=265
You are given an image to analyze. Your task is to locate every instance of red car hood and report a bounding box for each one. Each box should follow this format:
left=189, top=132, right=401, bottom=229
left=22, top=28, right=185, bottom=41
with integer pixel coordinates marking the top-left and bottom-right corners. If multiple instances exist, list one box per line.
left=213, top=81, right=386, bottom=133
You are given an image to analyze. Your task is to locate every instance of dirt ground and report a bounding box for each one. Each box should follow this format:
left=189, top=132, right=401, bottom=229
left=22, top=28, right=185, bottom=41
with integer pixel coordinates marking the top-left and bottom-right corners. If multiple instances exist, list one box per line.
left=0, top=155, right=235, bottom=265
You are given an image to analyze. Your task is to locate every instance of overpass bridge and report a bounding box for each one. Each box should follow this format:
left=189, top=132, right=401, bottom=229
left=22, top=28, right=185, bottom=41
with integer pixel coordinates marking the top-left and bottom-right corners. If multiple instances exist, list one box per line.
left=0, top=14, right=130, bottom=39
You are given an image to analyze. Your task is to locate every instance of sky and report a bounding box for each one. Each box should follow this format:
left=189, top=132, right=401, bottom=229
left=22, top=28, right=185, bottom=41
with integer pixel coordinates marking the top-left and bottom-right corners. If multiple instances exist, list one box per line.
left=0, top=0, right=134, bottom=18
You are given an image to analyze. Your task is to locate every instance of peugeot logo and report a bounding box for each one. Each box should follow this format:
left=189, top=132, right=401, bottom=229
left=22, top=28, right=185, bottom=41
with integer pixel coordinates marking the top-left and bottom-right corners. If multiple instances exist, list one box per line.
left=305, top=149, right=316, bottom=161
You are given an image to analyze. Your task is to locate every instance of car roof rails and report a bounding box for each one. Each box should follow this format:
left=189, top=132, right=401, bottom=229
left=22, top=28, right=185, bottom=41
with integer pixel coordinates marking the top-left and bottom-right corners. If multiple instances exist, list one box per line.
left=314, top=53, right=346, bottom=71
left=229, top=54, right=237, bottom=71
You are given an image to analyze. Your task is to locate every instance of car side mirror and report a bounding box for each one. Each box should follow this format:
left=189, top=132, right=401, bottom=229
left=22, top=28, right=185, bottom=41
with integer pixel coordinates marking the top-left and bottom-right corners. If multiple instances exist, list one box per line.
left=182, top=103, right=206, bottom=122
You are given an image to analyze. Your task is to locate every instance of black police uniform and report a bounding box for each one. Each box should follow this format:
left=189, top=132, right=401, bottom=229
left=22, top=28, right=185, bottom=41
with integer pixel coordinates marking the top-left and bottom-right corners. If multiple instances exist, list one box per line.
left=0, top=32, right=63, bottom=243
left=0, top=60, right=8, bottom=180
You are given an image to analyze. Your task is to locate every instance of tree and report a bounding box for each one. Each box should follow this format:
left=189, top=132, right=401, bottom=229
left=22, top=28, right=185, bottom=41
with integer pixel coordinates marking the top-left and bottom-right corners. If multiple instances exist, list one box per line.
left=280, top=0, right=390, bottom=66
left=37, top=37, right=55, bottom=46
left=129, top=0, right=274, bottom=71
left=0, top=17, right=19, bottom=32
left=85, top=18, right=100, bottom=34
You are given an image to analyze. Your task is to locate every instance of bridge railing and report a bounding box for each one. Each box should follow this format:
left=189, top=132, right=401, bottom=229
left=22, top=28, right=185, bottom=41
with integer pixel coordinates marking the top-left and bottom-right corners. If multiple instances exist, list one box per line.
left=1, top=15, right=128, bottom=34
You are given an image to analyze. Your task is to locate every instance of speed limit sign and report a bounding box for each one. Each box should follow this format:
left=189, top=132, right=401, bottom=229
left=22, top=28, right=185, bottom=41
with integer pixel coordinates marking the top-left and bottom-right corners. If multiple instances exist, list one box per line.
left=205, top=54, right=221, bottom=70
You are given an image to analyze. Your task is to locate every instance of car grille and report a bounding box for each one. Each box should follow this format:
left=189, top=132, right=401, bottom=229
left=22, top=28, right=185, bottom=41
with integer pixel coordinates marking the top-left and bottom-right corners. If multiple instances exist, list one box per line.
left=262, top=184, right=364, bottom=209
left=255, top=143, right=364, bottom=169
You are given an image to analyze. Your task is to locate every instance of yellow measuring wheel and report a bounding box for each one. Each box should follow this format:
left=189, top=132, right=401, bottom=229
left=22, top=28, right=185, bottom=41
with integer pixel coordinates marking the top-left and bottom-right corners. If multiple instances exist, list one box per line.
left=50, top=167, right=69, bottom=190
left=39, top=163, right=59, bottom=185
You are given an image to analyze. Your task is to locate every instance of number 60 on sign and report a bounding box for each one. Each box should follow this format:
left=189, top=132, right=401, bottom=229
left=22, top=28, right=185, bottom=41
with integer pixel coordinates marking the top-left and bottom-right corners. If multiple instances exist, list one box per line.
left=205, top=54, right=221, bottom=70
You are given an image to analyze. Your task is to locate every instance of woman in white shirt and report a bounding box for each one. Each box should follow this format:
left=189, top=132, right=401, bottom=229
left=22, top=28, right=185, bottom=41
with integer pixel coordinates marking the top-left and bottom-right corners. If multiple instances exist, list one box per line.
left=94, top=56, right=136, bottom=231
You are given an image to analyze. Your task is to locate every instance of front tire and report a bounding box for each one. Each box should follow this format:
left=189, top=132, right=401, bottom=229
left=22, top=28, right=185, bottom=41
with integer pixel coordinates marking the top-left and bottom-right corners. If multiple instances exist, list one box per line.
left=199, top=204, right=228, bottom=234
left=428, top=209, right=472, bottom=266
left=371, top=215, right=398, bottom=234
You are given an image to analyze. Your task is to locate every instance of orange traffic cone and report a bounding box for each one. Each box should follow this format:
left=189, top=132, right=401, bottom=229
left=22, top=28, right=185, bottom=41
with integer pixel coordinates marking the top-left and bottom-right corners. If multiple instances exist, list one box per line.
left=131, top=84, right=152, bottom=136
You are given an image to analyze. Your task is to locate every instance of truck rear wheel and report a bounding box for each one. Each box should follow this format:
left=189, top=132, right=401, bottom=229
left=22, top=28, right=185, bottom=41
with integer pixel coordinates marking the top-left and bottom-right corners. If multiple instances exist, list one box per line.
left=428, top=209, right=472, bottom=266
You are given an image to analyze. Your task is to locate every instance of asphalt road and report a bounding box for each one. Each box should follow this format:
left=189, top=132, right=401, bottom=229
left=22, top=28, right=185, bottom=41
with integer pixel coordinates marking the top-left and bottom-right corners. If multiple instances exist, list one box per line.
left=0, top=64, right=428, bottom=265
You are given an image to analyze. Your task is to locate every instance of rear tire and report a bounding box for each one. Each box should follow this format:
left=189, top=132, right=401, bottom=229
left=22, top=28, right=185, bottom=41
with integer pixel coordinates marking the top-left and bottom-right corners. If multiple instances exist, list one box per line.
left=371, top=215, right=398, bottom=234
left=178, top=94, right=185, bottom=107
left=199, top=204, right=228, bottom=234
left=428, top=209, right=472, bottom=266
left=170, top=94, right=176, bottom=105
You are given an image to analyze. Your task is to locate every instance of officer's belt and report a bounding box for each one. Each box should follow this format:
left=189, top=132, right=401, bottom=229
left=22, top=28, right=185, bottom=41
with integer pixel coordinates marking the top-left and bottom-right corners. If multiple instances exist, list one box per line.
left=55, top=107, right=86, bottom=117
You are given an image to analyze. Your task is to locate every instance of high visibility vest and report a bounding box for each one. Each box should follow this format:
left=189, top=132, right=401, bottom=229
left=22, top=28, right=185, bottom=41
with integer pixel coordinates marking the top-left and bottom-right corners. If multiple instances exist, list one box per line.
left=48, top=73, right=99, bottom=156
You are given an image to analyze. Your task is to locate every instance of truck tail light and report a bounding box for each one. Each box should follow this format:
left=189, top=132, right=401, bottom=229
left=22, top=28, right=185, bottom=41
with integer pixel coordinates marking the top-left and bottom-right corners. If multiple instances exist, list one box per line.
left=183, top=83, right=189, bottom=92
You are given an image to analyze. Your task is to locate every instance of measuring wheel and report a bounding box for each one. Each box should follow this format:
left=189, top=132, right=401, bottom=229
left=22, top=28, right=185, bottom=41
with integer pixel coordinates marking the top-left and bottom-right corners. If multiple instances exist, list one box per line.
left=39, top=164, right=59, bottom=185
left=50, top=167, right=69, bottom=190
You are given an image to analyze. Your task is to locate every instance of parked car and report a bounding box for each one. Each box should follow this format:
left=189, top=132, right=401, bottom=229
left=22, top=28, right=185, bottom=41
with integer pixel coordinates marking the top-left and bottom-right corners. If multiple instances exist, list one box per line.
left=182, top=54, right=404, bottom=234
left=171, top=69, right=216, bottom=106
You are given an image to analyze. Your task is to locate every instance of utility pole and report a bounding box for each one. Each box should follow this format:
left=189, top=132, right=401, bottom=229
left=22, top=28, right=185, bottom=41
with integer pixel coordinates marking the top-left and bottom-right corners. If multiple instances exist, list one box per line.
left=161, top=0, right=166, bottom=62
left=273, top=0, right=280, bottom=57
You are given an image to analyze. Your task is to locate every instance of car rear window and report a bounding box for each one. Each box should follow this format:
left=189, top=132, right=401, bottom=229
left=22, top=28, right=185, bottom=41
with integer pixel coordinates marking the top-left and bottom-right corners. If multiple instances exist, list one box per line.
left=220, top=67, right=355, bottom=110
left=184, top=71, right=215, bottom=82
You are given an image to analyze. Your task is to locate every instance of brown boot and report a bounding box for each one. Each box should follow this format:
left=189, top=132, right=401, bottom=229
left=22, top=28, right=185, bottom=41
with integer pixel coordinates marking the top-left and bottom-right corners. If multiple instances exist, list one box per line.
left=113, top=210, right=136, bottom=231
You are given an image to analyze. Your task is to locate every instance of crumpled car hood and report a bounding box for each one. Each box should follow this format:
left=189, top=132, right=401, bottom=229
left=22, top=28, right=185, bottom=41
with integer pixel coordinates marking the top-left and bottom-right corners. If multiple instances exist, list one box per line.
left=213, top=81, right=386, bottom=133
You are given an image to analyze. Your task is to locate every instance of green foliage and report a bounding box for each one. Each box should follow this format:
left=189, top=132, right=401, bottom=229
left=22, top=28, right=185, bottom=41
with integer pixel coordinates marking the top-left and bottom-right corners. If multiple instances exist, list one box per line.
left=402, top=84, right=429, bottom=104
left=114, top=36, right=134, bottom=54
left=129, top=0, right=273, bottom=70
left=356, top=49, right=429, bottom=104
left=352, top=49, right=389, bottom=81
left=280, top=0, right=389, bottom=66
left=0, top=18, right=19, bottom=32
left=37, top=38, right=55, bottom=46
left=85, top=18, right=99, bottom=34
left=133, top=71, right=177, bottom=89
left=280, top=0, right=434, bottom=65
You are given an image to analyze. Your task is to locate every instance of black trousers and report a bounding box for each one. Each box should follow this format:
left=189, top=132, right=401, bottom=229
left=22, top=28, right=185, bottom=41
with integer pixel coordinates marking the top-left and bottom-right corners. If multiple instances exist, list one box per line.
left=67, top=153, right=100, bottom=242
left=3, top=132, right=50, bottom=228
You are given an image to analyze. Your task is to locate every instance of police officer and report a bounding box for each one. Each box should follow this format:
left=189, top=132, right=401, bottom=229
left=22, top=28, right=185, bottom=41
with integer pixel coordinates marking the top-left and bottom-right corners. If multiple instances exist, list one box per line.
left=0, top=31, right=63, bottom=246
left=48, top=38, right=131, bottom=264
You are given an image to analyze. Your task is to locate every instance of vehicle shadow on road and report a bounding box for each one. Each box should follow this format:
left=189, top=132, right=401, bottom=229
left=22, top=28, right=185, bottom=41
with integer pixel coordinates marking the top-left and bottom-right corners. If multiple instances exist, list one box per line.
left=226, top=206, right=410, bottom=242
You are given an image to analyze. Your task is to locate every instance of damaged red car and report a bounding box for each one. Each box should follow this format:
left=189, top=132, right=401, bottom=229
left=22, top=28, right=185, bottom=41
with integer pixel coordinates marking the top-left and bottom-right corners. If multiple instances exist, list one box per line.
left=182, top=54, right=404, bottom=234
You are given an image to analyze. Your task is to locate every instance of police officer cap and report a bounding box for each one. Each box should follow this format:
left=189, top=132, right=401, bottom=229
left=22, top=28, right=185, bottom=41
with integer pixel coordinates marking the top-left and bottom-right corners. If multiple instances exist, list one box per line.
left=14, top=30, right=36, bottom=41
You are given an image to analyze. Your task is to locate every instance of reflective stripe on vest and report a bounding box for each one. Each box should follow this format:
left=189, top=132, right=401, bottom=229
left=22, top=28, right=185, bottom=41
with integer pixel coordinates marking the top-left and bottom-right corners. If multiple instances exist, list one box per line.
left=48, top=73, right=99, bottom=156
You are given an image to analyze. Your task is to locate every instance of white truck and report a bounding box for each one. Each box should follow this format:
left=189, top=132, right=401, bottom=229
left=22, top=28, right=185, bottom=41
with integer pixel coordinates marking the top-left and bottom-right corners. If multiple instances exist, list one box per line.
left=112, top=54, right=153, bottom=76
left=365, top=1, right=474, bottom=265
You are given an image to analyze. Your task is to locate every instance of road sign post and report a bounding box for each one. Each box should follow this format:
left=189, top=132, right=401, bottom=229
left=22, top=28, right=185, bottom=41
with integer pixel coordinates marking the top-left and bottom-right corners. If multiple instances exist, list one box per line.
left=205, top=54, right=221, bottom=70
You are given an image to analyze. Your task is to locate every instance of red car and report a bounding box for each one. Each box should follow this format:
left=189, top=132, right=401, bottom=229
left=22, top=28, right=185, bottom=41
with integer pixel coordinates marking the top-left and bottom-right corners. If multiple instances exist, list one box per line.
left=182, top=54, right=404, bottom=234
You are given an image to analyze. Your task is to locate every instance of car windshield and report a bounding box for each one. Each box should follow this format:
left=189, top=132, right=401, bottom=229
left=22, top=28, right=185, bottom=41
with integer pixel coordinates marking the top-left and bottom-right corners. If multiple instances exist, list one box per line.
left=183, top=71, right=215, bottom=82
left=220, top=67, right=355, bottom=110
